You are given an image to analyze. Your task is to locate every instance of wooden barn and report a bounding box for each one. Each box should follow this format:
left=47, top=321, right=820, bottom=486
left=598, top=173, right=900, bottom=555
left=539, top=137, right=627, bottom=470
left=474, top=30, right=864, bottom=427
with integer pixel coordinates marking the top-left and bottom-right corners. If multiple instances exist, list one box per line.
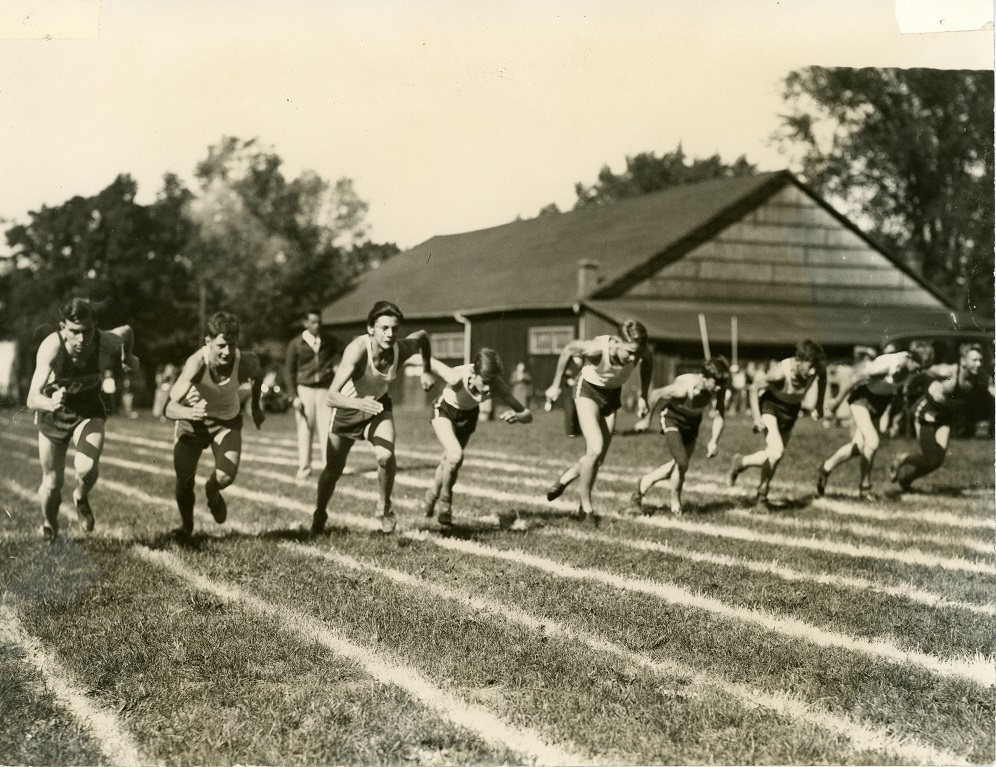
left=322, top=171, right=981, bottom=406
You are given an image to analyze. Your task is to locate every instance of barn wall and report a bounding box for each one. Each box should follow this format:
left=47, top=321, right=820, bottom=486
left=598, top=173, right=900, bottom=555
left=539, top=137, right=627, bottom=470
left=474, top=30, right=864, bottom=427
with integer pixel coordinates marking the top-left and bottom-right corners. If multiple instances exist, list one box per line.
left=626, top=186, right=944, bottom=308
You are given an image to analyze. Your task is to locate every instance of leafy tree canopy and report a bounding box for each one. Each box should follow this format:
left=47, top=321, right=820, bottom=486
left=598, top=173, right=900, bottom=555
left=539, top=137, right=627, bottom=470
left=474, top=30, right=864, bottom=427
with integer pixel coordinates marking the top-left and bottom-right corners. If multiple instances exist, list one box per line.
left=572, top=143, right=757, bottom=208
left=774, top=66, right=994, bottom=316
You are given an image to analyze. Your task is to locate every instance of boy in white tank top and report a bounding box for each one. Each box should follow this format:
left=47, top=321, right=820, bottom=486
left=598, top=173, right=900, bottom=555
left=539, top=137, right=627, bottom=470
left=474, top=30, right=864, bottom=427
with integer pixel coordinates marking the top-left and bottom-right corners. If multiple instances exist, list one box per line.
left=165, top=311, right=264, bottom=540
left=311, top=301, right=433, bottom=535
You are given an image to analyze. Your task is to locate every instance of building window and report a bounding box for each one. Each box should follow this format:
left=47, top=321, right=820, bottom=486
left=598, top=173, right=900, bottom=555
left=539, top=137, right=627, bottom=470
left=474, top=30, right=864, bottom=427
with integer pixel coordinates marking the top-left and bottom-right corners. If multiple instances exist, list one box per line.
left=431, top=332, right=464, bottom=360
left=528, top=326, right=575, bottom=355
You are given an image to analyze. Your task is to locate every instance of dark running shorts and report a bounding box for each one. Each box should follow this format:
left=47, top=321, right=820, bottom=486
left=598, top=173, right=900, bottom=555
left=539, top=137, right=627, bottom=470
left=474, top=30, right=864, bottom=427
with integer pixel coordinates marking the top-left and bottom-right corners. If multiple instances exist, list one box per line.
left=661, top=408, right=703, bottom=444
left=35, top=400, right=106, bottom=443
left=847, top=385, right=894, bottom=422
left=174, top=414, right=244, bottom=450
left=913, top=394, right=952, bottom=428
left=574, top=378, right=622, bottom=418
left=432, top=397, right=480, bottom=445
left=331, top=395, right=393, bottom=441
left=759, top=391, right=802, bottom=439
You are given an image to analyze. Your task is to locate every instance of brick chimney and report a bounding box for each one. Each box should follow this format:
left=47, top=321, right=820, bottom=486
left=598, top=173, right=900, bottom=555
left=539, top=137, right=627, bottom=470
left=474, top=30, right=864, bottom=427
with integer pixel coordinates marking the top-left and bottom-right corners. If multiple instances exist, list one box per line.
left=577, top=259, right=599, bottom=298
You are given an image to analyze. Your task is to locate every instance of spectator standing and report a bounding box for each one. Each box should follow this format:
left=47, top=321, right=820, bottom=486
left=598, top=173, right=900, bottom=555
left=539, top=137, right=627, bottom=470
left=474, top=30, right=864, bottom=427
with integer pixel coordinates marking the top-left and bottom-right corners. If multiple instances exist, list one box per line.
left=285, top=308, right=339, bottom=479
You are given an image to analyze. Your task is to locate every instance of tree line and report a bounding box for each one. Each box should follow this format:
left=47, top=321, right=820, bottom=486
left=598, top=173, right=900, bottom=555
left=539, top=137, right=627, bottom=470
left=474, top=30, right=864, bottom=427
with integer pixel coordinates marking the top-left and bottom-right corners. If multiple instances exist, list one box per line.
left=1, top=67, right=991, bottom=398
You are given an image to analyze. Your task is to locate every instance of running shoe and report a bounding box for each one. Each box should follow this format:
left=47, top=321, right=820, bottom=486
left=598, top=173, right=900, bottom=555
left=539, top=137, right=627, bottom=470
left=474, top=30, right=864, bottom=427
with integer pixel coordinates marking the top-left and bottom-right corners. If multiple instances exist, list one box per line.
left=380, top=507, right=397, bottom=534
left=436, top=509, right=453, bottom=527
left=629, top=480, right=643, bottom=514
left=419, top=489, right=438, bottom=518
left=310, top=508, right=328, bottom=536
left=858, top=484, right=879, bottom=501
left=669, top=501, right=683, bottom=517
left=815, top=465, right=829, bottom=496
left=728, top=454, right=743, bottom=486
left=887, top=454, right=906, bottom=483
left=295, top=467, right=312, bottom=480
left=74, top=494, right=95, bottom=533
left=205, top=481, right=227, bottom=524
left=546, top=481, right=566, bottom=502
left=42, top=524, right=57, bottom=544
left=752, top=495, right=770, bottom=514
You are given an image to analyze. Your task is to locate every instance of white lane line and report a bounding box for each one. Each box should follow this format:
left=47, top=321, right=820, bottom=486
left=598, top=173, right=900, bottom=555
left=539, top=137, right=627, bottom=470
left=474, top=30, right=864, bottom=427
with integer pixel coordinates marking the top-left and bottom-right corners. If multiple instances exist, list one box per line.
left=414, top=533, right=996, bottom=688
left=9, top=442, right=993, bottom=698
left=725, top=509, right=993, bottom=555
left=5, top=432, right=989, bottom=577
left=81, top=429, right=996, bottom=528
left=134, top=546, right=588, bottom=767
left=543, top=527, right=995, bottom=617
left=284, top=543, right=970, bottom=766
left=0, top=603, right=153, bottom=766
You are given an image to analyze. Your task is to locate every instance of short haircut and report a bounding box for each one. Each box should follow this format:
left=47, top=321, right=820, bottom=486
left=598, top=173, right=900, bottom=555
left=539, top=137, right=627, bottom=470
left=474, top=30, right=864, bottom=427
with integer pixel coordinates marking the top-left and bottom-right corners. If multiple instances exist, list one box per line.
left=473, top=348, right=504, bottom=379
left=368, top=300, right=403, bottom=326
left=702, top=356, right=730, bottom=384
left=206, top=311, right=240, bottom=342
left=796, top=339, right=827, bottom=371
left=304, top=308, right=322, bottom=320
left=961, top=342, right=984, bottom=358
left=619, top=319, right=648, bottom=346
left=59, top=297, right=95, bottom=326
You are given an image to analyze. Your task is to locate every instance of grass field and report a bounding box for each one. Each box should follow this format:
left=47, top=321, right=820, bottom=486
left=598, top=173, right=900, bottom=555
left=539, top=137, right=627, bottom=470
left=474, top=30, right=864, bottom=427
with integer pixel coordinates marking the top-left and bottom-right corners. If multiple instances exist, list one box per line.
left=0, top=404, right=993, bottom=766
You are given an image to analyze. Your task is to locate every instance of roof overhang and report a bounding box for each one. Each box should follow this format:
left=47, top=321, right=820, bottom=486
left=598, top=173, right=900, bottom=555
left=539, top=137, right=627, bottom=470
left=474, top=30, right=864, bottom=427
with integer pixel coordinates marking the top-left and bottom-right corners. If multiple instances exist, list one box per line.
left=584, top=299, right=992, bottom=349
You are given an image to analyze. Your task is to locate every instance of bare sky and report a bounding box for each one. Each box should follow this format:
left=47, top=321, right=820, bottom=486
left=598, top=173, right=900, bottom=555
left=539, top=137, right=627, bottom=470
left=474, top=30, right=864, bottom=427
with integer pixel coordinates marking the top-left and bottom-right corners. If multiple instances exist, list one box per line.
left=0, top=0, right=991, bottom=249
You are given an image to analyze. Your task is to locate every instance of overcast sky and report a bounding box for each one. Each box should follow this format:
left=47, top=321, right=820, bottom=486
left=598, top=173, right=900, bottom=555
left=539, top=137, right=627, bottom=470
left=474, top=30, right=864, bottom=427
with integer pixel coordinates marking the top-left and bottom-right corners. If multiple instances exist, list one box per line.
left=0, top=0, right=991, bottom=249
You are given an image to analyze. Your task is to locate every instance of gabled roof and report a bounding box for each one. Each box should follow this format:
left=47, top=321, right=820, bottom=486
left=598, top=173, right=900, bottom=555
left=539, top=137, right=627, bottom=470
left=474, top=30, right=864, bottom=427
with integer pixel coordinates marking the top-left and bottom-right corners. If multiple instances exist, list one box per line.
left=324, top=171, right=952, bottom=325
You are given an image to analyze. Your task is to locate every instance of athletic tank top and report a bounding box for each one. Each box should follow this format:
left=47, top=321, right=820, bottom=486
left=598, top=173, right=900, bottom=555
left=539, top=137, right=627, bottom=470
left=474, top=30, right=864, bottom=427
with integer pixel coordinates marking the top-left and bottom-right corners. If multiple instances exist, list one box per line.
left=442, top=364, right=490, bottom=410
left=765, top=358, right=815, bottom=405
left=665, top=377, right=714, bottom=421
left=42, top=332, right=103, bottom=400
left=580, top=336, right=635, bottom=390
left=188, top=348, right=242, bottom=420
left=342, top=335, right=398, bottom=399
left=864, top=352, right=910, bottom=397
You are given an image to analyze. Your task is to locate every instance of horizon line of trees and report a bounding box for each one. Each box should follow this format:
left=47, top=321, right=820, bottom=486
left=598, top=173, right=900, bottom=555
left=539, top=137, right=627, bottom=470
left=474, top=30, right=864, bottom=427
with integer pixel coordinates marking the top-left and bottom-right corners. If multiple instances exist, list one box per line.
left=2, top=67, right=990, bottom=397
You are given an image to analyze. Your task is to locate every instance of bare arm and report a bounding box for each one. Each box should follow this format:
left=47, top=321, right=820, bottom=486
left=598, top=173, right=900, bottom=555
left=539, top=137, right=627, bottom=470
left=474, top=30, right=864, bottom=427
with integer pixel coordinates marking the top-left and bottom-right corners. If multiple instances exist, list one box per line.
left=104, top=325, right=138, bottom=372
left=427, top=357, right=462, bottom=387
left=324, top=338, right=383, bottom=416
left=493, top=376, right=533, bottom=424
left=398, top=330, right=434, bottom=391
left=26, top=335, right=62, bottom=413
left=166, top=352, right=208, bottom=421
left=545, top=339, right=601, bottom=401
left=239, top=352, right=265, bottom=429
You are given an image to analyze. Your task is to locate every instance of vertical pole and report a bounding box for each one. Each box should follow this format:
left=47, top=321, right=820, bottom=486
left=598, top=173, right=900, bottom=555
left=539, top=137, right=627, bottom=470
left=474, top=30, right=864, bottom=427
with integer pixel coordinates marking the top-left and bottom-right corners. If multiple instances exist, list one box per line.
left=731, top=316, right=739, bottom=367
left=698, top=313, right=711, bottom=360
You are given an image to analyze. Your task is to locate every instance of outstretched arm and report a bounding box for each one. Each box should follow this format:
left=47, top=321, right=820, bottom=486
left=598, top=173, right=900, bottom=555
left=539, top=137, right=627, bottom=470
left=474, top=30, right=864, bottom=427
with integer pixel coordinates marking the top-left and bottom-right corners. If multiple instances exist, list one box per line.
left=545, top=339, right=600, bottom=401
left=492, top=377, right=533, bottom=424
left=399, top=330, right=434, bottom=391
left=427, top=357, right=462, bottom=387
left=636, top=347, right=653, bottom=417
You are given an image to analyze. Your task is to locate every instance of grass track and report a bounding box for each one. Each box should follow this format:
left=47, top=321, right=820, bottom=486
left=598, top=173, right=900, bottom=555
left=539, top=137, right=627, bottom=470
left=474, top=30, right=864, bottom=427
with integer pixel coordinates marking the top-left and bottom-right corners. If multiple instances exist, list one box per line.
left=0, top=408, right=993, bottom=765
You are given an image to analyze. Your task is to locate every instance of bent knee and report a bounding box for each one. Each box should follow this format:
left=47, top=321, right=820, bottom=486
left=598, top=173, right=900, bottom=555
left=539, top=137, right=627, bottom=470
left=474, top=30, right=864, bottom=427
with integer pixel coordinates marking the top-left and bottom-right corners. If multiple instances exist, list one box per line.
left=215, top=471, right=237, bottom=488
left=765, top=447, right=785, bottom=464
left=443, top=449, right=464, bottom=468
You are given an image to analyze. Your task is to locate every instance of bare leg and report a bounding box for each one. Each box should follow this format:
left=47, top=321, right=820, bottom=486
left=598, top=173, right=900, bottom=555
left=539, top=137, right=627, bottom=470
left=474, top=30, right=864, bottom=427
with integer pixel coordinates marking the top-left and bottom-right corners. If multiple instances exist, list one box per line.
left=37, top=432, right=68, bottom=538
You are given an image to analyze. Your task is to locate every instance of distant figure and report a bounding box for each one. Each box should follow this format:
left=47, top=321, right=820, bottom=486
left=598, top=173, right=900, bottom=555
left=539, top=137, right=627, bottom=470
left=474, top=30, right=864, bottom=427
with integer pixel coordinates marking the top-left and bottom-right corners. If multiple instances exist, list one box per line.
left=729, top=340, right=827, bottom=511
left=816, top=346, right=931, bottom=499
left=285, top=308, right=338, bottom=479
left=728, top=363, right=747, bottom=414
left=26, top=298, right=137, bottom=542
left=631, top=357, right=730, bottom=516
left=543, top=320, right=653, bottom=521
left=889, top=343, right=988, bottom=492
left=101, top=369, right=118, bottom=415
left=153, top=363, right=178, bottom=421
left=121, top=374, right=137, bottom=419
left=165, top=311, right=265, bottom=540
left=510, top=361, right=534, bottom=407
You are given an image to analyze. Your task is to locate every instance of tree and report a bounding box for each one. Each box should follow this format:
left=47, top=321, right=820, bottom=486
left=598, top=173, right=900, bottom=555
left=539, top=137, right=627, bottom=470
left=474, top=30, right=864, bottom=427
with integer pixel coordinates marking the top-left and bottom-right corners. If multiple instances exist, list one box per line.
left=573, top=144, right=757, bottom=208
left=186, top=137, right=383, bottom=344
left=774, top=67, right=994, bottom=316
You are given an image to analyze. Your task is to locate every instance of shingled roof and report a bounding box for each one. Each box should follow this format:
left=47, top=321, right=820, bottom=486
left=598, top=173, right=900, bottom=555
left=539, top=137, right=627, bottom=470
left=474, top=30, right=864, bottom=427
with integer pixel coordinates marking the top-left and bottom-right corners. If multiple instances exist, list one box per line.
left=324, top=170, right=950, bottom=325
